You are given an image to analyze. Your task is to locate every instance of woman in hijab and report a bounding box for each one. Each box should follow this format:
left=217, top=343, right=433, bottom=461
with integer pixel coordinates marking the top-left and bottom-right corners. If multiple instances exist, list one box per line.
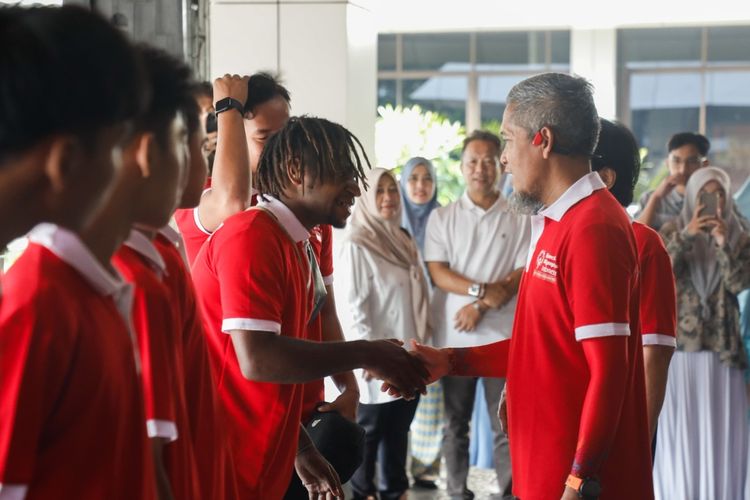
left=400, top=157, right=444, bottom=489
left=654, top=167, right=750, bottom=500
left=342, top=168, right=432, bottom=500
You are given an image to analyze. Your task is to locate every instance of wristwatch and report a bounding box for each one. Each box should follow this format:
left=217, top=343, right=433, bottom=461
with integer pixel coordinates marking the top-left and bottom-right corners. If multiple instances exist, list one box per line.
left=565, top=474, right=602, bottom=499
left=214, top=97, right=244, bottom=116
left=467, top=283, right=485, bottom=299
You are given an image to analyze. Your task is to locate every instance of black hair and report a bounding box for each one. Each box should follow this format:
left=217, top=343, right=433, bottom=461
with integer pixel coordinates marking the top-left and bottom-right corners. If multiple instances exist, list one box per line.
left=244, top=72, right=291, bottom=116
left=133, top=45, right=195, bottom=147
left=257, top=116, right=370, bottom=198
left=591, top=118, right=640, bottom=207
left=462, top=130, right=502, bottom=155
left=667, top=132, right=710, bottom=157
left=195, top=81, right=213, bottom=100
left=0, top=5, right=147, bottom=164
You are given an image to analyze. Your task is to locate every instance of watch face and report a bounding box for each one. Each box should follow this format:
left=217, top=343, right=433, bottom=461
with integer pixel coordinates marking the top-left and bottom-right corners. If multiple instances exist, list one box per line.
left=580, top=479, right=602, bottom=497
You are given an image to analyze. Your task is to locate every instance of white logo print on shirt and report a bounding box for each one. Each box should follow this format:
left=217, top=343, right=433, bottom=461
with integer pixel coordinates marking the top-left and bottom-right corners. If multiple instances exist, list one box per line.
left=533, top=249, right=558, bottom=283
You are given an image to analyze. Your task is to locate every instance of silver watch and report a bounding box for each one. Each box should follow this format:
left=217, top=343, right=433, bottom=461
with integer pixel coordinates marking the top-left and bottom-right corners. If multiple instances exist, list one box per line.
left=468, top=283, right=482, bottom=297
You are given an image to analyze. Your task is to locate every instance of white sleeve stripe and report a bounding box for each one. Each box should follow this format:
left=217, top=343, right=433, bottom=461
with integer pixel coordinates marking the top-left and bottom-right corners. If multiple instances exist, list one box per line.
left=0, top=484, right=28, bottom=500
left=192, top=207, right=212, bottom=236
left=146, top=419, right=178, bottom=442
left=575, top=322, right=631, bottom=341
left=642, top=334, right=677, bottom=348
left=323, top=274, right=334, bottom=286
left=222, top=318, right=282, bottom=335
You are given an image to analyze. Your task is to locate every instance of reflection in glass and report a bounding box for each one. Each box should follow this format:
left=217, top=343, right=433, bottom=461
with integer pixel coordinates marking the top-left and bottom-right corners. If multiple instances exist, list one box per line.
left=478, top=75, right=530, bottom=124
left=476, top=32, right=545, bottom=70
left=620, top=28, right=702, bottom=69
left=377, top=79, right=397, bottom=109
left=403, top=77, right=468, bottom=124
left=378, top=34, right=397, bottom=71
left=707, top=27, right=750, bottom=65
left=402, top=33, right=470, bottom=71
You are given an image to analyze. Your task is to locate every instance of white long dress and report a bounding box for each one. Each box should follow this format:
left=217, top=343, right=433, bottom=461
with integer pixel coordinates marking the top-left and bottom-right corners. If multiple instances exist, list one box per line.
left=654, top=351, right=748, bottom=500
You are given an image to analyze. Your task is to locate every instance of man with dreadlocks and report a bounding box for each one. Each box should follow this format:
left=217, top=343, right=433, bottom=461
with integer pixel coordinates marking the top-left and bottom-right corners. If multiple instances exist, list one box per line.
left=191, top=116, right=430, bottom=500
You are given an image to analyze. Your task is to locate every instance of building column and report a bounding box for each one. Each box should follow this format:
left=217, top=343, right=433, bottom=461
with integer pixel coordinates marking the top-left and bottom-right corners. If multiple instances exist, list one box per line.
left=209, top=0, right=376, bottom=158
left=570, top=28, right=617, bottom=120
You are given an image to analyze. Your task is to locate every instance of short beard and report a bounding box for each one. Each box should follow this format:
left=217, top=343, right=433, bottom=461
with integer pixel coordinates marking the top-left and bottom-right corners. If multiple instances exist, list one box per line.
left=508, top=191, right=544, bottom=215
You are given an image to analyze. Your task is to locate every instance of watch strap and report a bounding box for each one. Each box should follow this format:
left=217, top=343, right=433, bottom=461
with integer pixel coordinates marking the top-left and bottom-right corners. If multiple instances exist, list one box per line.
left=215, top=97, right=244, bottom=116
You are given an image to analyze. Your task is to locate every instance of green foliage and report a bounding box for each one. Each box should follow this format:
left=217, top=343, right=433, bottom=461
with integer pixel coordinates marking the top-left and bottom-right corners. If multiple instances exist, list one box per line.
left=634, top=147, right=668, bottom=203
left=375, top=104, right=467, bottom=205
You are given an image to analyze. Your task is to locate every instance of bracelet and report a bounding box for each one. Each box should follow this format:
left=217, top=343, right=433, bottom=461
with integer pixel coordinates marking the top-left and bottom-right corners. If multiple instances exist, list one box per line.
left=479, top=283, right=486, bottom=299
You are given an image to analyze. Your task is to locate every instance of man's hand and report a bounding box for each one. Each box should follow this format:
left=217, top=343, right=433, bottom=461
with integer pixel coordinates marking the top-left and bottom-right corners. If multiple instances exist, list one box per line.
left=382, top=340, right=451, bottom=398
left=213, top=74, right=249, bottom=107
left=498, top=390, right=508, bottom=435
left=483, top=279, right=513, bottom=309
left=363, top=339, right=429, bottom=400
left=317, top=389, right=359, bottom=422
left=653, top=172, right=683, bottom=200
left=454, top=302, right=483, bottom=332
left=295, top=445, right=343, bottom=499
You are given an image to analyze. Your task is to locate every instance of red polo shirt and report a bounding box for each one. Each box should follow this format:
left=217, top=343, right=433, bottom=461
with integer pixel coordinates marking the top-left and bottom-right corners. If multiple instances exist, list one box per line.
left=155, top=228, right=238, bottom=500
left=113, top=230, right=201, bottom=500
left=191, top=196, right=313, bottom=499
left=632, top=222, right=677, bottom=347
left=507, top=173, right=653, bottom=500
left=0, top=224, right=155, bottom=500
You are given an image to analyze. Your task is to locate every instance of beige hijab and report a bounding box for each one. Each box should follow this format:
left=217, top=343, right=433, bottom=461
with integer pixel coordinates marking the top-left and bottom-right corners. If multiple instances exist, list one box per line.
left=347, top=168, right=432, bottom=341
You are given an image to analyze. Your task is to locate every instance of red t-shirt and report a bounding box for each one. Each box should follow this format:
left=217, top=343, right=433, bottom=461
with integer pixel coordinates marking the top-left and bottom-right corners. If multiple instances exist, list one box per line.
left=301, top=224, right=334, bottom=420
left=112, top=233, right=200, bottom=500
left=632, top=221, right=677, bottom=347
left=191, top=198, right=313, bottom=499
left=507, top=177, right=653, bottom=500
left=154, top=231, right=238, bottom=500
left=0, top=225, right=155, bottom=500
left=173, top=178, right=259, bottom=266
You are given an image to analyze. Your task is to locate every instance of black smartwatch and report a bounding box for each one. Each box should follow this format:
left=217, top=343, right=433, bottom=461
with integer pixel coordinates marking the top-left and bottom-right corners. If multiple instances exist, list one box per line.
left=566, top=475, right=602, bottom=499
left=214, top=97, right=244, bottom=116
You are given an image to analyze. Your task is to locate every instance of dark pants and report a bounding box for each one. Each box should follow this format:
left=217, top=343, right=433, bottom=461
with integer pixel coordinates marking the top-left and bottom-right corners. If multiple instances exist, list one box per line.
left=351, top=397, right=419, bottom=500
left=442, top=376, right=512, bottom=500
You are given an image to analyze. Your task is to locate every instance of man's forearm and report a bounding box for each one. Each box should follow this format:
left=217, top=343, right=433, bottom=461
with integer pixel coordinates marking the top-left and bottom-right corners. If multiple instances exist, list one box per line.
left=450, top=340, right=510, bottom=378
left=643, top=345, right=673, bottom=440
left=427, top=262, right=474, bottom=296
left=320, top=289, right=360, bottom=394
left=504, top=268, right=524, bottom=295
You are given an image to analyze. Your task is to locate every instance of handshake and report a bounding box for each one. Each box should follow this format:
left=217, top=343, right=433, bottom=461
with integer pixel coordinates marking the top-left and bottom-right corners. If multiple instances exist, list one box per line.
left=366, top=339, right=452, bottom=399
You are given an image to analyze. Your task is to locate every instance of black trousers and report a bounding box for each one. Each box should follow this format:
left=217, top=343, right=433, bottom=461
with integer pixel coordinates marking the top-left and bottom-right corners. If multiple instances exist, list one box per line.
left=351, top=397, right=419, bottom=500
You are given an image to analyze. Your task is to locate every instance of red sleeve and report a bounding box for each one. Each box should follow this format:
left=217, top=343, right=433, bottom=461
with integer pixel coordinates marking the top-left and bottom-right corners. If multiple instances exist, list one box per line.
left=571, top=336, right=630, bottom=478
left=173, top=207, right=211, bottom=267
left=451, top=340, right=510, bottom=378
left=320, top=225, right=334, bottom=285
left=216, top=215, right=287, bottom=335
left=565, top=223, right=636, bottom=341
left=114, top=250, right=178, bottom=442
left=0, top=290, right=73, bottom=487
left=638, top=230, right=677, bottom=347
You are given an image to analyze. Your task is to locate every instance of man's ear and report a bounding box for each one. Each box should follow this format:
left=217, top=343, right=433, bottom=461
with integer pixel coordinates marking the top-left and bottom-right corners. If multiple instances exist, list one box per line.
left=132, top=132, right=155, bottom=179
left=539, top=126, right=554, bottom=160
left=286, top=159, right=303, bottom=187
left=43, top=135, right=80, bottom=193
left=597, top=167, right=617, bottom=190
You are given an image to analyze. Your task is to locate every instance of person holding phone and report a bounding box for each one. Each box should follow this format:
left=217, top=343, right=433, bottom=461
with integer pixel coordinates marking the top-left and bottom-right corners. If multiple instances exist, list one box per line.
left=655, top=167, right=750, bottom=500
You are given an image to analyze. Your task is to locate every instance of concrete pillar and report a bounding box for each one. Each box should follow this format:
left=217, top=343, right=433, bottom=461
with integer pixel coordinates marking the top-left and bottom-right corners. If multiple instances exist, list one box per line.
left=209, top=0, right=376, bottom=159
left=571, top=28, right=617, bottom=120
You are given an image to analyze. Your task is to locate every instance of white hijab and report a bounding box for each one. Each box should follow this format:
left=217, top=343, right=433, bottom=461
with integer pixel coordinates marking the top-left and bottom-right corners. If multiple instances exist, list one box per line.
left=677, top=167, right=742, bottom=317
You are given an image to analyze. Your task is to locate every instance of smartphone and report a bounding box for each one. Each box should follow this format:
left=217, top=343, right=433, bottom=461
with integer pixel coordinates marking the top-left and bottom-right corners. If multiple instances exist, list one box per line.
left=205, top=111, right=217, bottom=134
left=699, top=191, right=719, bottom=217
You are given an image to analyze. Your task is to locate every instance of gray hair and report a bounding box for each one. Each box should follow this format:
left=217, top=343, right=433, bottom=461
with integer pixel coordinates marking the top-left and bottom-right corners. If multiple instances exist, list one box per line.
left=506, top=73, right=600, bottom=157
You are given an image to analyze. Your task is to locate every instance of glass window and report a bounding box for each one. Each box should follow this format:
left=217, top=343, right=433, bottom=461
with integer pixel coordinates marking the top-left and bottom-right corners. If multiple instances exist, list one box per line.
left=377, top=79, right=397, bottom=109
left=478, top=74, right=529, bottom=125
left=377, top=34, right=397, bottom=71
left=629, top=71, right=701, bottom=164
left=402, top=76, right=468, bottom=123
left=476, top=32, right=545, bottom=70
left=402, top=33, right=470, bottom=72
left=550, top=31, right=571, bottom=69
left=706, top=70, right=750, bottom=188
left=620, top=28, right=702, bottom=69
left=707, top=26, right=750, bottom=65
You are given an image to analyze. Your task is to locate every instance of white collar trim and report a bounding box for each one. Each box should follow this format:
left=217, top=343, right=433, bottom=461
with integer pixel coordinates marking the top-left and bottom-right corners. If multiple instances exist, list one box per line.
left=256, top=195, right=310, bottom=243
left=539, top=172, right=606, bottom=222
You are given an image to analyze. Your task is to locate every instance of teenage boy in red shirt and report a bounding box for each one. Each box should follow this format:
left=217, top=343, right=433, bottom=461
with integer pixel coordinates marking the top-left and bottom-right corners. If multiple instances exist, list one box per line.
left=0, top=6, right=157, bottom=499
left=191, top=116, right=429, bottom=499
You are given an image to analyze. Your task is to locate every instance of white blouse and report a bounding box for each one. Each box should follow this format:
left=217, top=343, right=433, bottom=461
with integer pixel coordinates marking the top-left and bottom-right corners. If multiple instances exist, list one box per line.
left=340, top=240, right=421, bottom=405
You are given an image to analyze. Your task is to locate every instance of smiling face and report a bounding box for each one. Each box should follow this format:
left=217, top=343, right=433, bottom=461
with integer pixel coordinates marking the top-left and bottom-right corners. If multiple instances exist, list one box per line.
left=376, top=173, right=400, bottom=220
left=405, top=163, right=434, bottom=205
left=300, top=169, right=362, bottom=229
left=461, top=139, right=500, bottom=197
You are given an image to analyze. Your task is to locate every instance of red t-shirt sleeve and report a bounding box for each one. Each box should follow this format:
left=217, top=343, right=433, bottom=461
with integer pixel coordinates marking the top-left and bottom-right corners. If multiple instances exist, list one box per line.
left=638, top=232, right=677, bottom=347
left=320, top=225, right=334, bottom=285
left=564, top=223, right=635, bottom=341
left=0, top=292, right=73, bottom=487
left=451, top=340, right=510, bottom=378
left=216, top=215, right=288, bottom=335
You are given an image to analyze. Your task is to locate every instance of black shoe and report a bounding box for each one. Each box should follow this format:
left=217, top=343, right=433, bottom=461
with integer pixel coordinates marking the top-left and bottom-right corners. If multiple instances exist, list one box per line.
left=412, top=478, right=438, bottom=490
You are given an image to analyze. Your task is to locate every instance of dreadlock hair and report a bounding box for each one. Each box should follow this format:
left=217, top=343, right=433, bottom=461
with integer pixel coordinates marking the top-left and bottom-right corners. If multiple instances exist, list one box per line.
left=257, top=116, right=371, bottom=199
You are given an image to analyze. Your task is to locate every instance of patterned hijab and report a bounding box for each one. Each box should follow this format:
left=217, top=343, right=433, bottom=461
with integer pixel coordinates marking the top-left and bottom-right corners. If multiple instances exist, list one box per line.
left=347, top=168, right=432, bottom=341
left=677, top=167, right=743, bottom=317
left=400, top=157, right=440, bottom=252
